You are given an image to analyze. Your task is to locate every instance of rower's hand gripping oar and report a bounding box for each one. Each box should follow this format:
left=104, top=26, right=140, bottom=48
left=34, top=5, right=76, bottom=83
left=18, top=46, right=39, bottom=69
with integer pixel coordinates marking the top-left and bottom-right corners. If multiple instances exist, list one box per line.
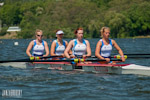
left=83, top=55, right=150, bottom=59
left=80, top=55, right=128, bottom=59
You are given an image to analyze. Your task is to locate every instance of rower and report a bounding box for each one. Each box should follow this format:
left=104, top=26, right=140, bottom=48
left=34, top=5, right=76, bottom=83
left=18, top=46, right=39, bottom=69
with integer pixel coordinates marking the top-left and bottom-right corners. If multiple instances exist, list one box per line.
left=50, top=30, right=69, bottom=59
left=64, top=27, right=91, bottom=59
left=26, top=29, right=49, bottom=57
left=95, top=27, right=125, bottom=64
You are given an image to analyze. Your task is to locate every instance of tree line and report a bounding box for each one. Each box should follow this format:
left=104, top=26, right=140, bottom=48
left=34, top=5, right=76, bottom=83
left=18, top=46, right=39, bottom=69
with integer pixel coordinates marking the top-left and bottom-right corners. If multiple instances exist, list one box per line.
left=0, top=0, right=150, bottom=39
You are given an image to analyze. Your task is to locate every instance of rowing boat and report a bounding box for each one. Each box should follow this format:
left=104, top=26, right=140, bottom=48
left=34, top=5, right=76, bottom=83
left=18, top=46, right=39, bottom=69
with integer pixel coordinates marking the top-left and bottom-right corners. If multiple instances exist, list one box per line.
left=26, top=62, right=150, bottom=76
left=1, top=54, right=150, bottom=76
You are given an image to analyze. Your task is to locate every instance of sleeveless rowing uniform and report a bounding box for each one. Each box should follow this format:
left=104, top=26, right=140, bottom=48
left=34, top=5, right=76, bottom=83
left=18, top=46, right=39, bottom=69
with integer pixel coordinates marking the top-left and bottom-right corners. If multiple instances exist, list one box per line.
left=100, top=39, right=112, bottom=58
left=54, top=40, right=66, bottom=55
left=32, top=40, right=45, bottom=56
left=72, top=39, right=87, bottom=56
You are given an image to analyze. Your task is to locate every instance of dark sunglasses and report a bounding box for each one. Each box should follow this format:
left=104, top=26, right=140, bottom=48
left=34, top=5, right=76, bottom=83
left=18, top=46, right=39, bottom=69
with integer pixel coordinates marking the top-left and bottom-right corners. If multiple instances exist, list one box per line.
left=37, top=35, right=43, bottom=37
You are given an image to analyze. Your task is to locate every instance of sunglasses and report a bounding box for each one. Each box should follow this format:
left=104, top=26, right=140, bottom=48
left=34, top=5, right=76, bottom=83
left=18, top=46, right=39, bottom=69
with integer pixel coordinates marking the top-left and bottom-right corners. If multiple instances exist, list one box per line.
left=37, top=35, right=43, bottom=37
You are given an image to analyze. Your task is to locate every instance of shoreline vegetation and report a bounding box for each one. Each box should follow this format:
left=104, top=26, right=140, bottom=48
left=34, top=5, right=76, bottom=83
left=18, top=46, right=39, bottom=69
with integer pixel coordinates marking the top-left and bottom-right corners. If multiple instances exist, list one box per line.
left=0, top=32, right=17, bottom=39
left=0, top=0, right=150, bottom=39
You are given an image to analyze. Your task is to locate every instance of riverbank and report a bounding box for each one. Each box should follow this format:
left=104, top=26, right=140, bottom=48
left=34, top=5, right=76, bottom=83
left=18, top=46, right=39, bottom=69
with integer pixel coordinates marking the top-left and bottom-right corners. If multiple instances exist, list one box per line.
left=132, top=35, right=150, bottom=38
left=0, top=32, right=17, bottom=39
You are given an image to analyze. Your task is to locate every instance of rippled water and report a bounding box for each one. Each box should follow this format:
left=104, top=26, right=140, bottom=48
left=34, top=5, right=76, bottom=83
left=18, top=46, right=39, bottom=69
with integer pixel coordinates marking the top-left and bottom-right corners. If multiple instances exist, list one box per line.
left=0, top=38, right=150, bottom=100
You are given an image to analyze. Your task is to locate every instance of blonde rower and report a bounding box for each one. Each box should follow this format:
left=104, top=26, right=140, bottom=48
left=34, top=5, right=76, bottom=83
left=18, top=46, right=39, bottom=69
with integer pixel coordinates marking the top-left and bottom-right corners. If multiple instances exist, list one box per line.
left=95, top=27, right=125, bottom=64
left=26, top=29, right=49, bottom=57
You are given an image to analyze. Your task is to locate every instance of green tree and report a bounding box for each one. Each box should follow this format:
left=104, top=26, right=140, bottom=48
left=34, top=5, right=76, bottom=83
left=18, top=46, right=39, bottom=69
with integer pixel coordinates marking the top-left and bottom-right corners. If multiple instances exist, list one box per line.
left=0, top=3, right=22, bottom=25
left=126, top=2, right=150, bottom=36
left=1, top=0, right=150, bottom=38
left=104, top=11, right=131, bottom=38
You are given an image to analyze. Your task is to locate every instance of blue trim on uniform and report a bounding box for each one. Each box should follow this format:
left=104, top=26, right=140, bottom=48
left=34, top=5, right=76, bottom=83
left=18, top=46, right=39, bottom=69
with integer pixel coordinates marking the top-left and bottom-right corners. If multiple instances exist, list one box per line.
left=100, top=39, right=112, bottom=63
left=63, top=40, right=66, bottom=47
left=83, top=39, right=86, bottom=45
left=74, top=39, right=77, bottom=48
left=109, top=39, right=112, bottom=46
left=42, top=40, right=44, bottom=46
left=73, top=39, right=86, bottom=56
left=73, top=39, right=86, bottom=49
left=101, top=40, right=104, bottom=47
left=33, top=40, right=44, bottom=48
left=100, top=39, right=112, bottom=55
left=101, top=39, right=112, bottom=47
left=70, top=58, right=76, bottom=64
left=55, top=40, right=66, bottom=52
left=33, top=40, right=36, bottom=48
left=55, top=41, right=59, bottom=51
left=100, top=40, right=103, bottom=55
left=32, top=40, right=36, bottom=56
left=32, top=40, right=45, bottom=56
left=73, top=39, right=77, bottom=52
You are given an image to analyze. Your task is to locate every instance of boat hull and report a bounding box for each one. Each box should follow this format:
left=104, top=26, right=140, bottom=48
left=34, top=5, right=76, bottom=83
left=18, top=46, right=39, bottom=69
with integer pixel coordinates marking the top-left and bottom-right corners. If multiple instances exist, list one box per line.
left=122, top=64, right=150, bottom=76
left=26, top=62, right=130, bottom=74
left=26, top=62, right=73, bottom=70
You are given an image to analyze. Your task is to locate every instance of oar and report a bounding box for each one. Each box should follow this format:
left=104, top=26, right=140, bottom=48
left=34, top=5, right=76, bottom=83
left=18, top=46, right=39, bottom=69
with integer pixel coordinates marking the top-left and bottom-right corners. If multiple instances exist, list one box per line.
left=0, top=55, right=64, bottom=63
left=80, top=55, right=150, bottom=59
left=76, top=55, right=127, bottom=59
left=31, top=55, right=63, bottom=60
left=0, top=59, right=121, bottom=63
left=123, top=53, right=150, bottom=56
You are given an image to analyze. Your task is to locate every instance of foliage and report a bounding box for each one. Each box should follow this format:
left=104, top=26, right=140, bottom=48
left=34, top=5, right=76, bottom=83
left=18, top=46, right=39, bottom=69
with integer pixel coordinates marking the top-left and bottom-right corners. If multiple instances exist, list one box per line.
left=0, top=0, right=150, bottom=38
left=0, top=26, right=8, bottom=36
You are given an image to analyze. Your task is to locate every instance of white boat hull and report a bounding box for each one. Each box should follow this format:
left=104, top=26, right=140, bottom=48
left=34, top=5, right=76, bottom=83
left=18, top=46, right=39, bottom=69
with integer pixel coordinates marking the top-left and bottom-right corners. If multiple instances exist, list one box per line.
left=25, top=62, right=150, bottom=76
left=1, top=62, right=149, bottom=76
left=122, top=64, right=150, bottom=76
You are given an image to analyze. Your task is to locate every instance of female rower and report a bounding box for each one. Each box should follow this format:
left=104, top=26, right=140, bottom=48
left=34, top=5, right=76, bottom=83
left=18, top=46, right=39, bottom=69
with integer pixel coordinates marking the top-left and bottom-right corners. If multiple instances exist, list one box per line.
left=64, top=27, right=91, bottom=58
left=50, top=30, right=68, bottom=58
left=95, top=27, right=125, bottom=64
left=26, top=29, right=49, bottom=57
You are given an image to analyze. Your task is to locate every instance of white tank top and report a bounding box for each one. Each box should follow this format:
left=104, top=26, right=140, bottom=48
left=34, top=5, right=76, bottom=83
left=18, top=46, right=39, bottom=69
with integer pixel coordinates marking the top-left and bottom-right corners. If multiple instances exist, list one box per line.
left=32, top=40, right=45, bottom=56
left=72, top=39, right=87, bottom=56
left=54, top=40, right=66, bottom=55
left=100, top=39, right=112, bottom=58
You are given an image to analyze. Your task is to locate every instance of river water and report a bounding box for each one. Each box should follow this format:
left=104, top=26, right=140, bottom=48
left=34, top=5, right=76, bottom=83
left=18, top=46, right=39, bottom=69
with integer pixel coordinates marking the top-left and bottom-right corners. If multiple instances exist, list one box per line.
left=0, top=38, right=150, bottom=100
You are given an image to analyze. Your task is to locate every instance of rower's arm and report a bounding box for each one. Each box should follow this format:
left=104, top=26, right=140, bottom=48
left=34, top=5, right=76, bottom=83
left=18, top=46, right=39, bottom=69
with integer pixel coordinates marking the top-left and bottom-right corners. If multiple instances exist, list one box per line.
left=26, top=41, right=34, bottom=57
left=50, top=41, right=57, bottom=56
left=112, top=40, right=125, bottom=62
left=95, top=41, right=105, bottom=60
left=64, top=40, right=73, bottom=58
left=85, top=40, right=91, bottom=57
left=43, top=41, right=49, bottom=57
left=65, top=41, right=72, bottom=55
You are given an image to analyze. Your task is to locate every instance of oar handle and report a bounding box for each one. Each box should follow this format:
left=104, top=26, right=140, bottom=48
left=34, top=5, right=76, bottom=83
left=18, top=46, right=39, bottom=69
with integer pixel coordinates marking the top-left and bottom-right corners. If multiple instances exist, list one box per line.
left=114, top=55, right=128, bottom=59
